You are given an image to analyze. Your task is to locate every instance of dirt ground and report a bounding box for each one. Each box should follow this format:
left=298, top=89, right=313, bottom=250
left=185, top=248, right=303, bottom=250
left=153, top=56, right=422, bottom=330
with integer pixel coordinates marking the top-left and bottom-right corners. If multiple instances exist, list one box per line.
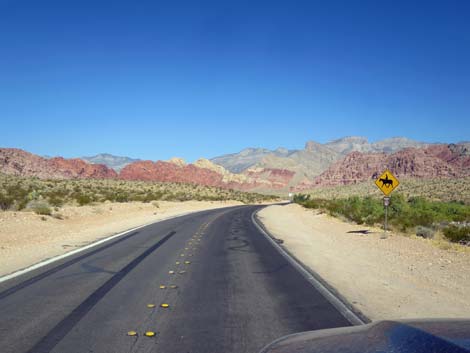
left=258, top=204, right=470, bottom=321
left=0, top=200, right=241, bottom=277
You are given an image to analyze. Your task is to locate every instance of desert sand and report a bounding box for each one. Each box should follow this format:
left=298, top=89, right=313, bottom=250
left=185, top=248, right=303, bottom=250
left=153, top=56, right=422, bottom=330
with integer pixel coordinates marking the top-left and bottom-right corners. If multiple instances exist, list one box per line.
left=258, top=204, right=470, bottom=321
left=0, top=200, right=241, bottom=277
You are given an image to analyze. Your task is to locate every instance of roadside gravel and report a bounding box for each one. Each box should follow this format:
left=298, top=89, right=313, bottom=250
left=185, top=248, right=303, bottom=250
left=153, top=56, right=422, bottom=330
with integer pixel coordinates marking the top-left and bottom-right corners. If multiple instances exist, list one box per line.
left=258, top=204, right=470, bottom=321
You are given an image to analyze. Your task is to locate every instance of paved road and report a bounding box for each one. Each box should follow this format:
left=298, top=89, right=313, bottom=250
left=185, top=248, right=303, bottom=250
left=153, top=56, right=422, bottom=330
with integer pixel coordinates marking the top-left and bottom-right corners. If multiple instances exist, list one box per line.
left=0, top=205, right=351, bottom=353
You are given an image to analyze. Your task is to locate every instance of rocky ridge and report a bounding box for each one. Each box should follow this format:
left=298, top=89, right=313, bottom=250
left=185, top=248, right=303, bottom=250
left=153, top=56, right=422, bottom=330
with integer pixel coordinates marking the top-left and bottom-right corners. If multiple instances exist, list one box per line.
left=2, top=139, right=469, bottom=194
left=0, top=148, right=117, bottom=179
left=309, top=144, right=470, bottom=189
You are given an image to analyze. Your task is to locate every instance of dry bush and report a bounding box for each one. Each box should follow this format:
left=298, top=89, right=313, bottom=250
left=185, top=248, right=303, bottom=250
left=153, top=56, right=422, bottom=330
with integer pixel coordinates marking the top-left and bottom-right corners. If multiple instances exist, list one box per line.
left=0, top=173, right=278, bottom=209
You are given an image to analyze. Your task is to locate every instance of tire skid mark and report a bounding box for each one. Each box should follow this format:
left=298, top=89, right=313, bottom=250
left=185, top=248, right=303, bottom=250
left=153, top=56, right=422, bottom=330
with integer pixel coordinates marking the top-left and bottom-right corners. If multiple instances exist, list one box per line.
left=26, top=231, right=176, bottom=353
left=0, top=231, right=140, bottom=300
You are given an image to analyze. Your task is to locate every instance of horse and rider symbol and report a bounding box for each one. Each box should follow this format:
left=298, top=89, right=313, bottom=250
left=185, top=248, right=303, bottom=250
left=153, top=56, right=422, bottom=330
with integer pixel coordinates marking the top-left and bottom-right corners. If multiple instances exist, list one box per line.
left=379, top=174, right=393, bottom=188
left=375, top=169, right=399, bottom=196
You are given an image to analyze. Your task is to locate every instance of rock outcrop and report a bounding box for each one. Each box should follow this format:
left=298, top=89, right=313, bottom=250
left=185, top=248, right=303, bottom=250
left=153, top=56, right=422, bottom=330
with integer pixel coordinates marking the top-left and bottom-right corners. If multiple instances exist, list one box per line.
left=119, top=160, right=225, bottom=186
left=243, top=167, right=296, bottom=189
left=119, top=159, right=293, bottom=190
left=309, top=144, right=470, bottom=188
left=0, top=148, right=117, bottom=179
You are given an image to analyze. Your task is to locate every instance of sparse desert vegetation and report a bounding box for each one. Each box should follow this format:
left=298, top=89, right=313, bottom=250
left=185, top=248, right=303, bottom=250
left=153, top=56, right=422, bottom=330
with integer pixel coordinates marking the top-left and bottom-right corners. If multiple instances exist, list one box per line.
left=294, top=192, right=470, bottom=245
left=0, top=173, right=277, bottom=212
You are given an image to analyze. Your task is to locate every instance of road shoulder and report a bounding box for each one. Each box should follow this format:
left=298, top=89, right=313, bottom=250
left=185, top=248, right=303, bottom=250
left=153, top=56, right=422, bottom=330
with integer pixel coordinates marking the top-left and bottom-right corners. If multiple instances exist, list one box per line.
left=0, top=200, right=241, bottom=277
left=257, top=204, right=470, bottom=321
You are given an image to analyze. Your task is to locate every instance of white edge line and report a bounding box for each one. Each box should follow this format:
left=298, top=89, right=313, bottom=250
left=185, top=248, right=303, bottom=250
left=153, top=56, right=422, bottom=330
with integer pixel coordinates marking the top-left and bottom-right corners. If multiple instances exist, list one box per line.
left=0, top=207, right=227, bottom=284
left=251, top=209, right=366, bottom=326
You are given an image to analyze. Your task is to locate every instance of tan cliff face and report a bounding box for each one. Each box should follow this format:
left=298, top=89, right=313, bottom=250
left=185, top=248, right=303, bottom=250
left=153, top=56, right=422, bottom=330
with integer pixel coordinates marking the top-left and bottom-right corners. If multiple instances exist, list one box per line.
left=167, top=157, right=187, bottom=167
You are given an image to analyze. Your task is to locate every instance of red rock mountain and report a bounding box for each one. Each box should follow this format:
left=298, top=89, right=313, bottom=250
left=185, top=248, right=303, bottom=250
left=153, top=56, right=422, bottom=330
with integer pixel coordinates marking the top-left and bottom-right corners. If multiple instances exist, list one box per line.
left=0, top=148, right=117, bottom=179
left=120, top=160, right=227, bottom=187
left=310, top=144, right=470, bottom=188
left=242, top=168, right=296, bottom=189
left=0, top=148, right=290, bottom=191
left=119, top=159, right=291, bottom=190
left=2, top=143, right=469, bottom=192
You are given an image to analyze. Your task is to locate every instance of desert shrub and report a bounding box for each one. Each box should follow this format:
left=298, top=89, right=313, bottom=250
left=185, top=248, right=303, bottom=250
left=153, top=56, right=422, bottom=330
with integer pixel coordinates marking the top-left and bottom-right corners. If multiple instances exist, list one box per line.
left=443, top=225, right=470, bottom=243
left=115, top=193, right=129, bottom=203
left=48, top=195, right=65, bottom=207
left=27, top=200, right=52, bottom=215
left=0, top=193, right=14, bottom=210
left=415, top=226, right=435, bottom=239
left=75, top=193, right=93, bottom=206
left=0, top=173, right=277, bottom=208
left=295, top=193, right=470, bottom=232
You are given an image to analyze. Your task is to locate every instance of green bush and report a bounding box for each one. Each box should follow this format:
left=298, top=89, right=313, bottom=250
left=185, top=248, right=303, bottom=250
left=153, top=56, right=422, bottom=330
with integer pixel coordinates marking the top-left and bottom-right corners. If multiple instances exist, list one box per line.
left=443, top=225, right=470, bottom=243
left=115, top=193, right=129, bottom=203
left=75, top=194, right=93, bottom=206
left=0, top=193, right=14, bottom=210
left=294, top=193, right=470, bottom=232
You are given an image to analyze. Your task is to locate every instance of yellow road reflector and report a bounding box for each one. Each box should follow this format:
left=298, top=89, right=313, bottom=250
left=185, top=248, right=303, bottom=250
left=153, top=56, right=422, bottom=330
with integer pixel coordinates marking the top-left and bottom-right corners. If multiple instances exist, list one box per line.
left=159, top=285, right=166, bottom=289
left=168, top=270, right=175, bottom=274
left=147, top=304, right=156, bottom=308
left=170, top=285, right=178, bottom=289
left=160, top=303, right=170, bottom=308
left=184, top=261, right=191, bottom=264
left=184, top=247, right=189, bottom=250
left=144, top=331, right=156, bottom=337
left=180, top=254, right=185, bottom=257
left=175, top=261, right=180, bottom=265
left=127, top=331, right=137, bottom=336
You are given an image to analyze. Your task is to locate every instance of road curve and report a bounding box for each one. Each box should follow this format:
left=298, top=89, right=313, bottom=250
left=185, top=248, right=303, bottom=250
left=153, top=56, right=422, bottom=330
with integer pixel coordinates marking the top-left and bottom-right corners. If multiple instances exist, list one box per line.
left=0, top=205, right=351, bottom=353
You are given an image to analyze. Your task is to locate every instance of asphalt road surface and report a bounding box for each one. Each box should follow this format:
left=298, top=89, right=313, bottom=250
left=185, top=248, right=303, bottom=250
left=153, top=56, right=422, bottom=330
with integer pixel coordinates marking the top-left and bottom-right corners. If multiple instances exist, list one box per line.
left=0, top=205, right=351, bottom=353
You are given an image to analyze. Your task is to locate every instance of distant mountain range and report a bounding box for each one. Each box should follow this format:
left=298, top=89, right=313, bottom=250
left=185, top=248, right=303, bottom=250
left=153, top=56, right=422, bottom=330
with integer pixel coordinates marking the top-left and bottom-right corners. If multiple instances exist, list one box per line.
left=1, top=137, right=469, bottom=194
left=211, top=137, right=429, bottom=177
left=81, top=153, right=140, bottom=172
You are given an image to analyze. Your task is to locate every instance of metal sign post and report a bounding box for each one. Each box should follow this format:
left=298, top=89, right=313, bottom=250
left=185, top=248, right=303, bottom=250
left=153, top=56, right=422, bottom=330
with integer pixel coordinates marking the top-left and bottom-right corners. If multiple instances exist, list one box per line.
left=374, top=169, right=399, bottom=240
left=382, top=197, right=390, bottom=239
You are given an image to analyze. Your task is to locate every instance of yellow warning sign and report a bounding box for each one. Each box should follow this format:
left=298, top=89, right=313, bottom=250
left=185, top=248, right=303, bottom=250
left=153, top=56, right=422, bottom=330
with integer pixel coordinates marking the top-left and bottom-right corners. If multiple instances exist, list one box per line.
left=375, top=170, right=400, bottom=196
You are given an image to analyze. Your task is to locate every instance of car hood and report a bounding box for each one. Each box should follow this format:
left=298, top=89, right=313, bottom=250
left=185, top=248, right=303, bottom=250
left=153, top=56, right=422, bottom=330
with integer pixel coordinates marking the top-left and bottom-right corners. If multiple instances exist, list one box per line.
left=259, top=319, right=470, bottom=353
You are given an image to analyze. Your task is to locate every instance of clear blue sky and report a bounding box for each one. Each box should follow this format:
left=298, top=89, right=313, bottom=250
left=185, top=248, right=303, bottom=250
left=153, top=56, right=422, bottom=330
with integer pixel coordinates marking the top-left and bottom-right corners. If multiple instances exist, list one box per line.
left=1, top=0, right=469, bottom=161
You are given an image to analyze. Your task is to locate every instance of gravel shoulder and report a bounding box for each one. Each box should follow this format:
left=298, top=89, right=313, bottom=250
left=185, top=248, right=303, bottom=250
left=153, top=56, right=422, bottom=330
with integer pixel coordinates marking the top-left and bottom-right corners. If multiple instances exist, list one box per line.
left=0, top=200, right=242, bottom=277
left=258, top=204, right=470, bottom=321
